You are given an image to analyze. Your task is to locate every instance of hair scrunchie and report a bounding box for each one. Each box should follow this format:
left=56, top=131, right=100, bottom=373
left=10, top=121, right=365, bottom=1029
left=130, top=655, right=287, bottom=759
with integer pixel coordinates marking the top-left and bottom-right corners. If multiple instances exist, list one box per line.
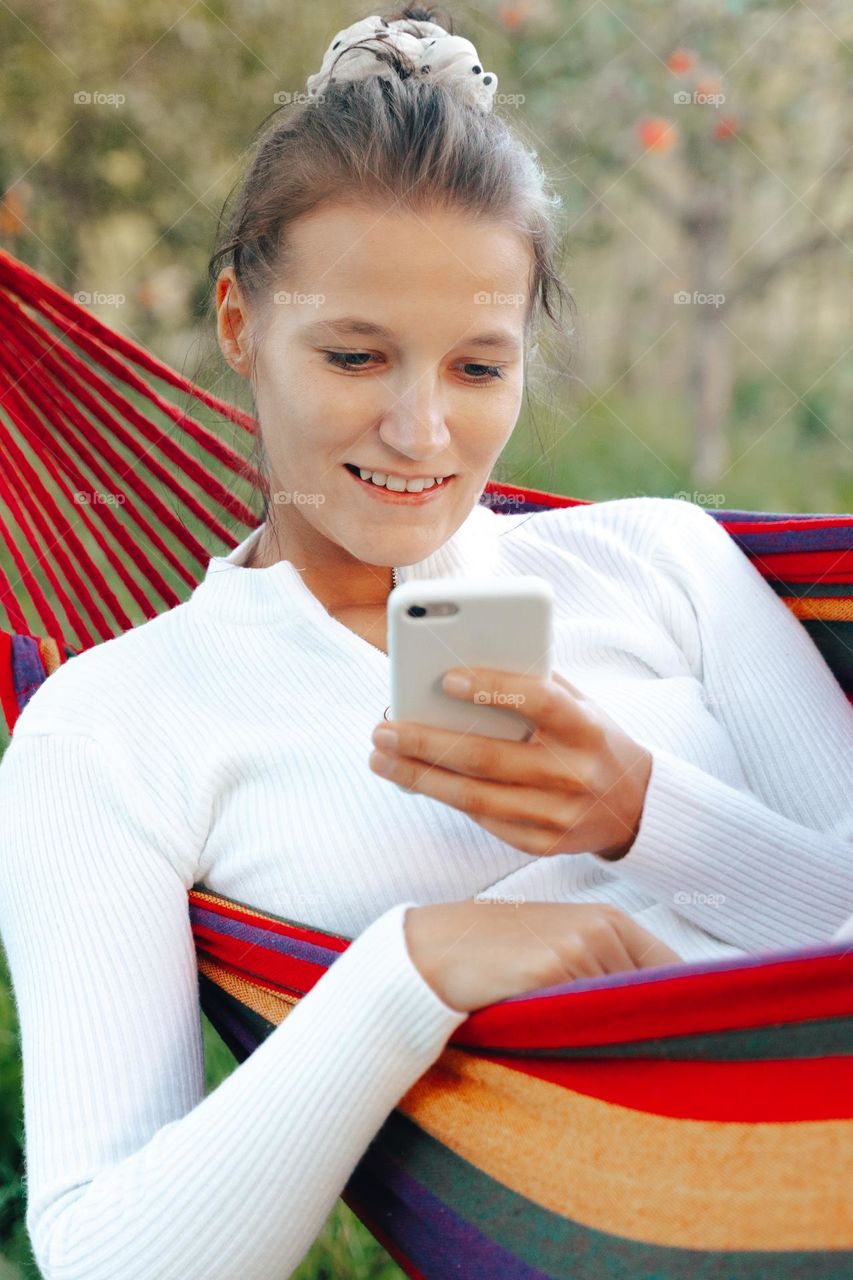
left=306, top=13, right=499, bottom=114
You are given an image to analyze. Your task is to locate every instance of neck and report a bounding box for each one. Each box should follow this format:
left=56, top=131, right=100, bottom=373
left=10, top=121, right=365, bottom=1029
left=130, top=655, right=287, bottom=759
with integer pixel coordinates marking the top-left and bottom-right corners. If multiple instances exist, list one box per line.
left=245, top=522, right=394, bottom=609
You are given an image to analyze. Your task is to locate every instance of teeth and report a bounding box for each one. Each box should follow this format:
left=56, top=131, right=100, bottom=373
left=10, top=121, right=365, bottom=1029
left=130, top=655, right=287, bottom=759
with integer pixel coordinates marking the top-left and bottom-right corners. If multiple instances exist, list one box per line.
left=356, top=467, right=446, bottom=493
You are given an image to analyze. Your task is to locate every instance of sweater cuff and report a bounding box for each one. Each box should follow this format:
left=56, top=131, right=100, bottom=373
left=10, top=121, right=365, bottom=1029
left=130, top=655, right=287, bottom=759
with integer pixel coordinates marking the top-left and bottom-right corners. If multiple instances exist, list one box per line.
left=301, top=901, right=469, bottom=1068
left=603, top=746, right=853, bottom=952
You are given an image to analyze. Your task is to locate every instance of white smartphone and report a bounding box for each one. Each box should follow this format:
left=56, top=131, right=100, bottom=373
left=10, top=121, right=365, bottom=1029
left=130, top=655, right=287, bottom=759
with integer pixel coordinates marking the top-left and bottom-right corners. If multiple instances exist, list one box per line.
left=388, top=575, right=554, bottom=742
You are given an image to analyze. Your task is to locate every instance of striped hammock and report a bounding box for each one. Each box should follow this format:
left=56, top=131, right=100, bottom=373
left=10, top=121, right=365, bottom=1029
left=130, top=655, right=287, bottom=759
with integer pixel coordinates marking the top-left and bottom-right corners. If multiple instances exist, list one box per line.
left=2, top=248, right=853, bottom=1275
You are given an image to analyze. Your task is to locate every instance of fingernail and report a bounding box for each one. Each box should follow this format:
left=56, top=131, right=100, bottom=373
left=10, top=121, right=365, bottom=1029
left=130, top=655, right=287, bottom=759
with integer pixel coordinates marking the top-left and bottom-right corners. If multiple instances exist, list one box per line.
left=443, top=671, right=472, bottom=694
left=372, top=727, right=399, bottom=751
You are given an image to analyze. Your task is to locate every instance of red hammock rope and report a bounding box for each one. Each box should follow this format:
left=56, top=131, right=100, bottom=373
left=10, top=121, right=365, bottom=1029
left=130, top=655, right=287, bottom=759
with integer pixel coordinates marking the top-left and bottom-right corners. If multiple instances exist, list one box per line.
left=0, top=248, right=261, bottom=649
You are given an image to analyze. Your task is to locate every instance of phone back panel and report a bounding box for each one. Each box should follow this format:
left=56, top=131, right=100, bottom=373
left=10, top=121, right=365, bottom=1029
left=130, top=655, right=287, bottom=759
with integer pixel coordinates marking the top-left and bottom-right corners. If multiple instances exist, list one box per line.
left=388, top=575, right=553, bottom=742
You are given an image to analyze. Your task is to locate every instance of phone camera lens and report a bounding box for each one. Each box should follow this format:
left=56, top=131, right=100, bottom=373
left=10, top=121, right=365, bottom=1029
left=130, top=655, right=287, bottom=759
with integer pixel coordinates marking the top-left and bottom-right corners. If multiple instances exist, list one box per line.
left=407, top=605, right=427, bottom=618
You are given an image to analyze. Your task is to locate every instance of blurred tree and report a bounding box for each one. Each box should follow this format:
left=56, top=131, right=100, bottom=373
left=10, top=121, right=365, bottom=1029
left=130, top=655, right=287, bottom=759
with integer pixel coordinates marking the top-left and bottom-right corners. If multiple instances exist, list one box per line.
left=496, top=0, right=853, bottom=484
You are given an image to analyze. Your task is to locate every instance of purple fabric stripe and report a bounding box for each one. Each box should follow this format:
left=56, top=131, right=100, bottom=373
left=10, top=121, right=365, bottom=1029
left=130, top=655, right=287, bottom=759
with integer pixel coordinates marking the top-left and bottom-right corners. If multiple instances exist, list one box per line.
left=498, top=938, right=853, bottom=1004
left=482, top=498, right=853, bottom=547
left=727, top=527, right=853, bottom=553
left=352, top=1141, right=554, bottom=1280
left=11, top=634, right=48, bottom=711
left=477, top=492, right=851, bottom=525
left=189, top=904, right=342, bottom=969
left=201, top=987, right=259, bottom=1057
left=709, top=510, right=847, bottom=522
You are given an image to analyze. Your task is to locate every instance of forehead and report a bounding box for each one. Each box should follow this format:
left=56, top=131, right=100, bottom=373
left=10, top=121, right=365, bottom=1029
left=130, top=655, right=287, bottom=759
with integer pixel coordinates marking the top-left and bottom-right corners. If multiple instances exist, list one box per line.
left=283, top=199, right=532, bottom=324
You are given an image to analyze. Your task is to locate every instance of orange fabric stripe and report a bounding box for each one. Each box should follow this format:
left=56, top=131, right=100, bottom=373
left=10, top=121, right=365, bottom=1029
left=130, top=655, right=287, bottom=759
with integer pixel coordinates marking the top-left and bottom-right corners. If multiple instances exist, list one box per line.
left=399, top=1049, right=853, bottom=1250
left=782, top=596, right=853, bottom=621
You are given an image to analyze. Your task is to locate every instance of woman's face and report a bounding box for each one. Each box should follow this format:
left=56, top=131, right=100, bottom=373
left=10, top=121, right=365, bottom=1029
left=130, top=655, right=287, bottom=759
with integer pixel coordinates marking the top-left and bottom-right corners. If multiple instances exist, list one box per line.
left=216, top=198, right=532, bottom=587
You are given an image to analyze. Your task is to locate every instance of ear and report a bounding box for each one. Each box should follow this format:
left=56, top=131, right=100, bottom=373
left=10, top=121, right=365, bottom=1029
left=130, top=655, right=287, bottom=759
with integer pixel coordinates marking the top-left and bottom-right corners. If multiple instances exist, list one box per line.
left=215, top=267, right=253, bottom=377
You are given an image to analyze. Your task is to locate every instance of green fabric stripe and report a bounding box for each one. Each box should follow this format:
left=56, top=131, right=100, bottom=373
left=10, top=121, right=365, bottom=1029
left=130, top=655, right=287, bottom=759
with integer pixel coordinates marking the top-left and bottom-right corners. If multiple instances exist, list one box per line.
left=504, top=1015, right=853, bottom=1062
left=372, top=1110, right=853, bottom=1279
left=200, top=968, right=853, bottom=1064
left=197, top=971, right=277, bottom=1055
left=768, top=581, right=853, bottom=598
left=800, top=620, right=853, bottom=685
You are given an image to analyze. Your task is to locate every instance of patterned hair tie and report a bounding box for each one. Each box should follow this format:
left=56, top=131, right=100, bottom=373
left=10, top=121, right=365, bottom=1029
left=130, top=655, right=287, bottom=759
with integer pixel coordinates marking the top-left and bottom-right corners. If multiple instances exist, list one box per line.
left=306, top=14, right=499, bottom=114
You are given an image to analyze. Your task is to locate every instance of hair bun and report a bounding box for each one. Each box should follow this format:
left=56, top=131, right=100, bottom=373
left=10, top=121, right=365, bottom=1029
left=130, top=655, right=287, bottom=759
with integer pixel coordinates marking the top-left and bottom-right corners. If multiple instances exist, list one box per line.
left=306, top=14, right=499, bottom=113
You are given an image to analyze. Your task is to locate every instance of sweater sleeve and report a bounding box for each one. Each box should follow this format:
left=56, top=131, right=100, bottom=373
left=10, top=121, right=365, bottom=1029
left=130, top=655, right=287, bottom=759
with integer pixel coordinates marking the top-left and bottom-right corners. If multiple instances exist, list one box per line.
left=0, top=729, right=467, bottom=1280
left=606, top=499, right=853, bottom=952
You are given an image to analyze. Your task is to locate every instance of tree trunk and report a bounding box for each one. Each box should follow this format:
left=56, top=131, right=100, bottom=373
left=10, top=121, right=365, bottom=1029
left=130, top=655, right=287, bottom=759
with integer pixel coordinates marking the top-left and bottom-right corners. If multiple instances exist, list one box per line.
left=684, top=188, right=734, bottom=491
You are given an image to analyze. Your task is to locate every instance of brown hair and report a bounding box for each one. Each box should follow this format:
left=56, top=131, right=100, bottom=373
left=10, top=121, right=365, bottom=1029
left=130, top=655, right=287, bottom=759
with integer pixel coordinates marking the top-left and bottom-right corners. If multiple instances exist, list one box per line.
left=207, top=4, right=575, bottom=520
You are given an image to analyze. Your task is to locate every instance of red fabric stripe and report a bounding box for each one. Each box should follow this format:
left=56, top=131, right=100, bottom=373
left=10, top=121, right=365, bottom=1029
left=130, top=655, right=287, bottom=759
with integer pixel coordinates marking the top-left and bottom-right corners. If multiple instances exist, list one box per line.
left=484, top=480, right=590, bottom=510
left=188, top=889, right=350, bottom=952
left=483, top=1050, right=853, bottom=1121
left=723, top=516, right=853, bottom=533
left=0, top=631, right=19, bottom=730
left=453, top=946, right=853, bottom=1052
left=747, top=549, right=853, bottom=582
left=192, top=923, right=332, bottom=997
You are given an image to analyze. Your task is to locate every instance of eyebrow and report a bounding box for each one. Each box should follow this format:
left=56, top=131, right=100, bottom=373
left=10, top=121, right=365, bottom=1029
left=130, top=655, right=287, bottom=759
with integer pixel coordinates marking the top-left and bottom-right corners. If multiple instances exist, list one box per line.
left=299, top=316, right=522, bottom=352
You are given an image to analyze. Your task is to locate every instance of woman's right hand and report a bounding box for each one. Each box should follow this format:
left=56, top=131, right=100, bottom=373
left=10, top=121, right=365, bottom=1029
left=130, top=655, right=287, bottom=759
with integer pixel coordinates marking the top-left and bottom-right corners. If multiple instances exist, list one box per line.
left=404, top=899, right=682, bottom=1014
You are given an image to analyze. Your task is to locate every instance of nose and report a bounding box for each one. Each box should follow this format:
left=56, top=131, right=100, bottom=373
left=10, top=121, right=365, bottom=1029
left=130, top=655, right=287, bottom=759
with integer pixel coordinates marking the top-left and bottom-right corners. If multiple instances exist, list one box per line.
left=377, top=378, right=452, bottom=462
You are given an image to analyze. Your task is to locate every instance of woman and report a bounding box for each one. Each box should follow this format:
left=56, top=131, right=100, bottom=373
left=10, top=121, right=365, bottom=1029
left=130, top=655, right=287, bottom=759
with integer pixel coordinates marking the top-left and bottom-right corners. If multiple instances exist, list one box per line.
left=1, top=8, right=852, bottom=1279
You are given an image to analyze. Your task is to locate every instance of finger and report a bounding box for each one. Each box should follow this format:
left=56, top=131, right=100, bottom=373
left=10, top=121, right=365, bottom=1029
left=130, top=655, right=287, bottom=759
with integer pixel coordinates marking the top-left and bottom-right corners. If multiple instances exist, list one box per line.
left=578, top=915, right=640, bottom=975
left=518, top=911, right=608, bottom=981
left=370, top=750, right=580, bottom=830
left=381, top=720, right=588, bottom=789
left=441, top=666, right=595, bottom=743
left=475, top=813, right=573, bottom=857
left=614, top=914, right=683, bottom=969
left=551, top=670, right=590, bottom=701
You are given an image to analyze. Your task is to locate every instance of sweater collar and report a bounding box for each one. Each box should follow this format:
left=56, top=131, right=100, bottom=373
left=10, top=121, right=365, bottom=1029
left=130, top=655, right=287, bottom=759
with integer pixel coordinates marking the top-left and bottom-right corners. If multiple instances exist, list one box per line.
left=188, top=497, right=503, bottom=626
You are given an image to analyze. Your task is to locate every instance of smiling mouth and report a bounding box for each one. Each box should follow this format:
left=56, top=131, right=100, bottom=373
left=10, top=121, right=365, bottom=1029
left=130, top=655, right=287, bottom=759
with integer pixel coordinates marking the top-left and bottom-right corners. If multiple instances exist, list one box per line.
left=342, top=462, right=455, bottom=497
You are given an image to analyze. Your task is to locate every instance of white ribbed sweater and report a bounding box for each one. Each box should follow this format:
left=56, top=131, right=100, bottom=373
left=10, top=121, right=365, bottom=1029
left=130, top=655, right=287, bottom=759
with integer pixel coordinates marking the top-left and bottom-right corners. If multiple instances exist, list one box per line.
left=2, top=494, right=853, bottom=1280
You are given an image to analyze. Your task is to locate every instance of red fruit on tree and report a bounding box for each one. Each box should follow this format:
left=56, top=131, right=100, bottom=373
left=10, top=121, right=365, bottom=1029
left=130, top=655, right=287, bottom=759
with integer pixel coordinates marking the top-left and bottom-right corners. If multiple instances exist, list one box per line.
left=497, top=2, right=527, bottom=30
left=666, top=49, right=696, bottom=76
left=635, top=117, right=678, bottom=153
left=713, top=114, right=737, bottom=140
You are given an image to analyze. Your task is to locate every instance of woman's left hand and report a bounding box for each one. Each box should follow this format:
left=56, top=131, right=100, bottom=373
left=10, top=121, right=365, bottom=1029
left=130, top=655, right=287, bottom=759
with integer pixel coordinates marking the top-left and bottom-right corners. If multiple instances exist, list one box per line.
left=369, top=667, right=653, bottom=861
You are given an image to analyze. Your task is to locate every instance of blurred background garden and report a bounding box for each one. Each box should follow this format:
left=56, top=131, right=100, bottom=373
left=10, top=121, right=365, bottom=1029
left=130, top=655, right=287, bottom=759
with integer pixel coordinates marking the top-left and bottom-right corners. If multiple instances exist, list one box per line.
left=1, top=0, right=852, bottom=1275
